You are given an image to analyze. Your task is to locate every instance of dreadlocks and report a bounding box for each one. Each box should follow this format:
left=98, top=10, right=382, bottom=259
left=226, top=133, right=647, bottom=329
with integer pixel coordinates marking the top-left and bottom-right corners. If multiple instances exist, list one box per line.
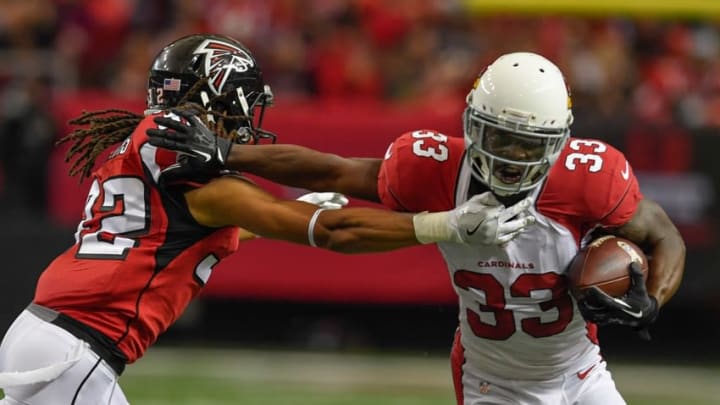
left=57, top=109, right=143, bottom=180
left=58, top=79, right=252, bottom=180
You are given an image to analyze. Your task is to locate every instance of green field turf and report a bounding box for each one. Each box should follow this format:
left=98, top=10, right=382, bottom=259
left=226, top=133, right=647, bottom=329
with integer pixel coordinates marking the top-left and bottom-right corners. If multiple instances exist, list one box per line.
left=118, top=348, right=720, bottom=405
left=2, top=347, right=719, bottom=404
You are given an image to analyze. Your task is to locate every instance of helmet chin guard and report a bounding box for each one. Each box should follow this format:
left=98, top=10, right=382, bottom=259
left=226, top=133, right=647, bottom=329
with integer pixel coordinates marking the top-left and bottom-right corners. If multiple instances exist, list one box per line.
left=464, top=52, right=573, bottom=196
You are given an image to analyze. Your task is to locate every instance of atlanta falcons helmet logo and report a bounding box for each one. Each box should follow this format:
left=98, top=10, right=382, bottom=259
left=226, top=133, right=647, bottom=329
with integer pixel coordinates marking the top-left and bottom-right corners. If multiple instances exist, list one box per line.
left=193, top=39, right=255, bottom=95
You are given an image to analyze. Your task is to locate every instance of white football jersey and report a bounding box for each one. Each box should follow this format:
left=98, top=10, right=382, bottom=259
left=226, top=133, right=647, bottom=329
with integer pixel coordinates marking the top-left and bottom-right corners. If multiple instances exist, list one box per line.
left=378, top=130, right=642, bottom=379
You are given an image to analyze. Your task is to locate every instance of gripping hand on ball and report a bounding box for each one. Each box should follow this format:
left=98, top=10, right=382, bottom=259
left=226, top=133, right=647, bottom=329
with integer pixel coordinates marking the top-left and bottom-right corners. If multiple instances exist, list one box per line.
left=147, top=108, right=232, bottom=172
left=577, top=262, right=659, bottom=340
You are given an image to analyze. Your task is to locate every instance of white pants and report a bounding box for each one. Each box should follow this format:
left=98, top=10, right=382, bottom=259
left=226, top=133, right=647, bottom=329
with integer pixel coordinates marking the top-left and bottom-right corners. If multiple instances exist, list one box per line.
left=0, top=309, right=129, bottom=405
left=453, top=355, right=626, bottom=405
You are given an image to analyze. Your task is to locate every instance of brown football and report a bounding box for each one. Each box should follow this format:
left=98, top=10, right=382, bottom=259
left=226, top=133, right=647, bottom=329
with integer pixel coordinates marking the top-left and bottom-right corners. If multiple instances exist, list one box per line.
left=567, top=235, right=649, bottom=299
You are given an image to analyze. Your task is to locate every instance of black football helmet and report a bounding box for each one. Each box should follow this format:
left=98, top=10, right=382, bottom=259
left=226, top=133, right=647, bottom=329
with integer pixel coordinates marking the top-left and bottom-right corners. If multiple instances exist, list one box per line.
left=146, top=34, right=275, bottom=144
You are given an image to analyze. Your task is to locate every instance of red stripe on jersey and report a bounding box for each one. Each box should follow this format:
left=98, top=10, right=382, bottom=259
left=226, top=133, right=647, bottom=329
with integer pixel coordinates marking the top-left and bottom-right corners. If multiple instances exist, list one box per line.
left=585, top=321, right=599, bottom=345
left=451, top=328, right=466, bottom=405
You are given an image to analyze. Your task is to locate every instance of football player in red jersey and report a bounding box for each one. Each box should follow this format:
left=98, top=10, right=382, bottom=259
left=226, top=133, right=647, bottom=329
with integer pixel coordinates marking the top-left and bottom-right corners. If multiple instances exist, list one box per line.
left=0, top=36, right=534, bottom=405
left=148, top=52, right=686, bottom=404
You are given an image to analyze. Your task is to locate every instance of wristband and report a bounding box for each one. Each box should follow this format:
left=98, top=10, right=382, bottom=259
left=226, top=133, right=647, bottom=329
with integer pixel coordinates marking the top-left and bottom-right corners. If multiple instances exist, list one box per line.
left=412, top=211, right=454, bottom=244
left=307, top=208, right=327, bottom=247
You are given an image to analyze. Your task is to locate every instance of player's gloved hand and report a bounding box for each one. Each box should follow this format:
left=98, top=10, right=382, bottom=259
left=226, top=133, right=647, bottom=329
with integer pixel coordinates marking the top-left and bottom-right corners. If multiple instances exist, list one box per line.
left=147, top=108, right=231, bottom=172
left=296, top=192, right=349, bottom=210
left=452, top=192, right=535, bottom=245
left=413, top=192, right=535, bottom=245
left=577, top=261, right=659, bottom=340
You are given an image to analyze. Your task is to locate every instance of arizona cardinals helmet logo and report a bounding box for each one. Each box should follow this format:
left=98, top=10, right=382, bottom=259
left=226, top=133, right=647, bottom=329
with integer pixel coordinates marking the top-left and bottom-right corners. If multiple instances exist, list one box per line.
left=194, top=39, right=255, bottom=95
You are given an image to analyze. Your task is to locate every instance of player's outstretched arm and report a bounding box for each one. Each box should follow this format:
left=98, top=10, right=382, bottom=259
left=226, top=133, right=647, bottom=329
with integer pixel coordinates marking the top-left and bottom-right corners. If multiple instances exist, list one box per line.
left=184, top=176, right=535, bottom=253
left=230, top=145, right=382, bottom=203
left=185, top=175, right=416, bottom=252
left=235, top=192, right=349, bottom=241
left=147, top=109, right=382, bottom=202
left=612, top=198, right=686, bottom=307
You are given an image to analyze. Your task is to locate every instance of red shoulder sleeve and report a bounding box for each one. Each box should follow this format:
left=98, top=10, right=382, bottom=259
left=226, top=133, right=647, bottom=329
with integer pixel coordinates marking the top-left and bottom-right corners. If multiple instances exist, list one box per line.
left=538, top=138, right=643, bottom=235
left=377, top=130, right=464, bottom=213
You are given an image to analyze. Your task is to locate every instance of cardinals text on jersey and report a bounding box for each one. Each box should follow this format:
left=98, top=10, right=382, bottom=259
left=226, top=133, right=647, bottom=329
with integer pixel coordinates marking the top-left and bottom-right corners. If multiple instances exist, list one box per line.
left=378, top=130, right=642, bottom=379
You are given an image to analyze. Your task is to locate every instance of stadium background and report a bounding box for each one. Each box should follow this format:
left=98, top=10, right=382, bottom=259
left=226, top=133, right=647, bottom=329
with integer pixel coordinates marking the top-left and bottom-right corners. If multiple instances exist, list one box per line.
left=0, top=0, right=718, bottom=403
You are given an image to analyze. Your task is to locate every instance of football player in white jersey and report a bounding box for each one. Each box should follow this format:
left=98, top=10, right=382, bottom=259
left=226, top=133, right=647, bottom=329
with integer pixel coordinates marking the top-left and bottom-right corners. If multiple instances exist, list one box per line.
left=0, top=35, right=533, bottom=405
left=148, top=52, right=686, bottom=405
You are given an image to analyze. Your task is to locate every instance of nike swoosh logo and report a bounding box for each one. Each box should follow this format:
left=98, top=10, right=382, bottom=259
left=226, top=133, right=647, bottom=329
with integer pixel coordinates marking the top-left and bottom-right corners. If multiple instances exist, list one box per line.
left=621, top=161, right=630, bottom=180
left=610, top=296, right=643, bottom=318
left=466, top=220, right=484, bottom=236
left=195, top=151, right=212, bottom=163
left=619, top=307, right=643, bottom=318
left=384, top=143, right=394, bottom=160
left=577, top=364, right=596, bottom=380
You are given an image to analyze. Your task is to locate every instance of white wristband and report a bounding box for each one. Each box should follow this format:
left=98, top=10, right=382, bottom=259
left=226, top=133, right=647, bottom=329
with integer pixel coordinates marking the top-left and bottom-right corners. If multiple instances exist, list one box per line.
left=307, top=208, right=327, bottom=247
left=412, top=211, right=453, bottom=244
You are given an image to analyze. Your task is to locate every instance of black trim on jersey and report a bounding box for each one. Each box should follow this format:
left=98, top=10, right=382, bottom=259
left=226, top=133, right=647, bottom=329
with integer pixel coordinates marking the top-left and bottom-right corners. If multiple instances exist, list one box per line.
left=112, top=149, right=226, bottom=355
left=153, top=180, right=218, bottom=271
left=26, top=303, right=127, bottom=375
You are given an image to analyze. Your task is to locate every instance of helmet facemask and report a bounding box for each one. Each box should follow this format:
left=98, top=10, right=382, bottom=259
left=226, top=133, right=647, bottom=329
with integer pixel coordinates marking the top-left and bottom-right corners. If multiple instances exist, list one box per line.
left=196, top=82, right=275, bottom=145
left=464, top=107, right=568, bottom=196
left=463, top=52, right=573, bottom=196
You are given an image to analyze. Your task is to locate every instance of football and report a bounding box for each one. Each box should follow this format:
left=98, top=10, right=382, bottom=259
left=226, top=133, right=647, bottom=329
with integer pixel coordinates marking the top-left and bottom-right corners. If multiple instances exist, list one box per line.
left=567, top=235, right=648, bottom=299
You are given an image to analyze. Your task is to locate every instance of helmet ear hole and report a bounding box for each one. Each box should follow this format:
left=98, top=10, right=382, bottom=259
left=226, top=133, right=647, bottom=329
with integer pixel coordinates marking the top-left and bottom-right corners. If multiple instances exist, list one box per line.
left=190, top=55, right=203, bottom=73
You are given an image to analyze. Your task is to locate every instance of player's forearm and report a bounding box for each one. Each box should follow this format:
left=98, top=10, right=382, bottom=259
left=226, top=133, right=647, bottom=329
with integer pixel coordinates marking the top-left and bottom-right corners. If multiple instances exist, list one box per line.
left=616, top=199, right=686, bottom=307
left=640, top=202, right=686, bottom=307
left=646, top=231, right=686, bottom=306
left=229, top=144, right=381, bottom=201
left=229, top=144, right=342, bottom=188
left=313, top=208, right=433, bottom=253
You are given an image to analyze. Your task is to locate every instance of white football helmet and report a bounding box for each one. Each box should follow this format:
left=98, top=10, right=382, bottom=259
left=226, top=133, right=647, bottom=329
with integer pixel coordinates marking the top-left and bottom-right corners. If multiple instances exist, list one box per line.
left=464, top=52, right=573, bottom=196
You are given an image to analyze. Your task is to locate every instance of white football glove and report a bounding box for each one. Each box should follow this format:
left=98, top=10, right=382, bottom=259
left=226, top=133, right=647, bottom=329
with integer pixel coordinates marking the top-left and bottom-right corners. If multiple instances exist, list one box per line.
left=296, top=192, right=349, bottom=210
left=452, top=192, right=535, bottom=244
left=414, top=192, right=535, bottom=245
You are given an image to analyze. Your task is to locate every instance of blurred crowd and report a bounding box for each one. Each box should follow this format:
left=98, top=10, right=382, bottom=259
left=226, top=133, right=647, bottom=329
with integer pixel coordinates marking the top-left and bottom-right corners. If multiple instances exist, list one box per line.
left=0, top=0, right=719, bottom=216
left=3, top=0, right=720, bottom=122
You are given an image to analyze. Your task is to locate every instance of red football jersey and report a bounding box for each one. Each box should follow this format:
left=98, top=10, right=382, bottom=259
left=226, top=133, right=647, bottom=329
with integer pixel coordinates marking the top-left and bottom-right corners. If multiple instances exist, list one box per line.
left=378, top=130, right=642, bottom=243
left=377, top=129, right=644, bottom=379
left=34, top=113, right=239, bottom=363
